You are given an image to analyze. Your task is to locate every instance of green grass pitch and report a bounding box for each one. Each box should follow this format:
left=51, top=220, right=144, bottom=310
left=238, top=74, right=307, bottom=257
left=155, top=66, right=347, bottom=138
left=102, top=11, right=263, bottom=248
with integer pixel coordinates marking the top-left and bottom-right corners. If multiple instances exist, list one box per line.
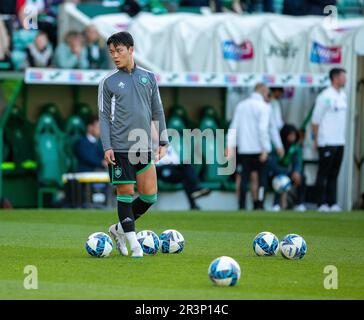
left=0, top=209, right=363, bottom=299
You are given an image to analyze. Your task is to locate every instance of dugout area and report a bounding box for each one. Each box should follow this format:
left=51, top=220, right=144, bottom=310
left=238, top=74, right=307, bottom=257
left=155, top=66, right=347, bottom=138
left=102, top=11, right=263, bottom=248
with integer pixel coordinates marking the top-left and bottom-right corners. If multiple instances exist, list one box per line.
left=1, top=67, right=363, bottom=210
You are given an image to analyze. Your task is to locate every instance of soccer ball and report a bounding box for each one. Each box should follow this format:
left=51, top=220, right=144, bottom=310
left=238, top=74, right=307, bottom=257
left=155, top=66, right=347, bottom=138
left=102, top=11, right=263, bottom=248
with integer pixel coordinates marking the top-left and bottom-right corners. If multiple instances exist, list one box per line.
left=208, top=256, right=241, bottom=287
left=85, top=232, right=113, bottom=258
left=159, top=229, right=185, bottom=254
left=280, top=234, right=307, bottom=260
left=88, top=232, right=109, bottom=239
left=272, top=174, right=292, bottom=194
left=136, top=230, right=160, bottom=255
left=253, top=231, right=279, bottom=256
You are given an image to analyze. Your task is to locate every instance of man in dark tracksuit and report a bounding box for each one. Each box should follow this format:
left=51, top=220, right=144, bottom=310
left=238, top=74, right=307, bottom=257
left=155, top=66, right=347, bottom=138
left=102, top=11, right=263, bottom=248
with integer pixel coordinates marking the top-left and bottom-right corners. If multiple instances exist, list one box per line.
left=98, top=31, right=168, bottom=258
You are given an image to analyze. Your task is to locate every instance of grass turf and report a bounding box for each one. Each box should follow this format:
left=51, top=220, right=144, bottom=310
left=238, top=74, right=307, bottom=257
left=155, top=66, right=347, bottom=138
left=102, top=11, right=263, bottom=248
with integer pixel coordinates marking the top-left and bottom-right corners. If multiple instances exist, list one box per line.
left=0, top=209, right=363, bottom=300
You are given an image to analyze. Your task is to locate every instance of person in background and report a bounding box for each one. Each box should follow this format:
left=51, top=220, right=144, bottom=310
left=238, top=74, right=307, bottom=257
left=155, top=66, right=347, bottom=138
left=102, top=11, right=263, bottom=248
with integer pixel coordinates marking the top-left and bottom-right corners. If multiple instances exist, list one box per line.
left=74, top=115, right=107, bottom=172
left=305, top=0, right=337, bottom=15
left=84, top=25, right=109, bottom=69
left=226, top=83, right=271, bottom=210
left=0, top=19, right=12, bottom=70
left=156, top=144, right=211, bottom=210
left=268, top=124, right=306, bottom=212
left=53, top=30, right=89, bottom=69
left=25, top=31, right=53, bottom=68
left=269, top=87, right=285, bottom=131
left=179, top=0, right=223, bottom=12
left=311, top=67, right=347, bottom=212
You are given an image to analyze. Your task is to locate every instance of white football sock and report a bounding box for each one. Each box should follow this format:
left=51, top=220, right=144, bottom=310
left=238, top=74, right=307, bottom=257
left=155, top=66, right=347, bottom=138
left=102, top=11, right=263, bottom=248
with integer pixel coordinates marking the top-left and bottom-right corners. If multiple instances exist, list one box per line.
left=125, top=231, right=140, bottom=250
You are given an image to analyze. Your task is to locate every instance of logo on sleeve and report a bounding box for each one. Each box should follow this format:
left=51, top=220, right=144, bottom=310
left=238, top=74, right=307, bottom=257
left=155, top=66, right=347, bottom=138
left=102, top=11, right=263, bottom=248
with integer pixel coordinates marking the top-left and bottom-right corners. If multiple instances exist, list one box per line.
left=139, top=75, right=149, bottom=86
left=118, top=81, right=125, bottom=89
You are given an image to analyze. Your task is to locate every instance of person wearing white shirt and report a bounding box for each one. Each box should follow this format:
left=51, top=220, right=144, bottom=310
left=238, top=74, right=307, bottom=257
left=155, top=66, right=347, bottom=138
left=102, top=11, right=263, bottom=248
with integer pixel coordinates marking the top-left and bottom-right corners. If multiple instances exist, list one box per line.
left=311, top=68, right=347, bottom=212
left=269, top=87, right=285, bottom=131
left=156, top=145, right=211, bottom=210
left=226, top=83, right=271, bottom=210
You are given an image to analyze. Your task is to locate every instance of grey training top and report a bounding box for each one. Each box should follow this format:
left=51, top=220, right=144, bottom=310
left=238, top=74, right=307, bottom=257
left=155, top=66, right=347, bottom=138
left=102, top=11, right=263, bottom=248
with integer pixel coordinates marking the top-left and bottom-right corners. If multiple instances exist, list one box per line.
left=98, top=64, right=168, bottom=152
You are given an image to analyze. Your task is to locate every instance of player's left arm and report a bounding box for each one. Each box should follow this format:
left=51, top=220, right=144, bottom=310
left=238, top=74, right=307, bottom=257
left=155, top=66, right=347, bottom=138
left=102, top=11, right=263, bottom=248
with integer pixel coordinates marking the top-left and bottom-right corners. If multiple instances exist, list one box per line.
left=151, top=75, right=168, bottom=160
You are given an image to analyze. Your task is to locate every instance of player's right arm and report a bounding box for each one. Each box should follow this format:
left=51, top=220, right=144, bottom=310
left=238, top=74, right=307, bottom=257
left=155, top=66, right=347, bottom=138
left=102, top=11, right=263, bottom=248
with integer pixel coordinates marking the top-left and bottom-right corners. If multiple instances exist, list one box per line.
left=258, top=103, right=270, bottom=162
left=98, top=77, right=115, bottom=165
left=311, top=92, right=328, bottom=150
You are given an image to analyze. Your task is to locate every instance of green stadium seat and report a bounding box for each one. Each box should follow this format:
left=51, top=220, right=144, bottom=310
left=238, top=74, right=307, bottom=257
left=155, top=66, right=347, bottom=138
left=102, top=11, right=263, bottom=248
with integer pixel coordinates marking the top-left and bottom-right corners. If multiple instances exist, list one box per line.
left=38, top=103, right=64, bottom=130
left=199, top=116, right=228, bottom=190
left=34, top=114, right=68, bottom=207
left=167, top=115, right=186, bottom=133
left=4, top=107, right=35, bottom=164
left=64, top=115, right=86, bottom=172
left=11, top=50, right=26, bottom=71
left=74, top=102, right=94, bottom=125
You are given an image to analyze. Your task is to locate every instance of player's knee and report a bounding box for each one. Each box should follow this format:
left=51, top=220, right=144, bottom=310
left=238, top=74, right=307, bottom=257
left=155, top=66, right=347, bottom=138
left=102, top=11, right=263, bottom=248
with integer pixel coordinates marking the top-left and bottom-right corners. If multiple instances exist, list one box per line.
left=116, top=184, right=134, bottom=196
left=140, top=193, right=158, bottom=204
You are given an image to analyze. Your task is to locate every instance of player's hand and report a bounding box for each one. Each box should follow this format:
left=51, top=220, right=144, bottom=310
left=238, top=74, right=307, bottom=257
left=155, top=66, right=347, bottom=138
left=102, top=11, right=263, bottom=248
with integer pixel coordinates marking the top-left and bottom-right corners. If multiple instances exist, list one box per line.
left=313, top=140, right=318, bottom=150
left=101, top=159, right=108, bottom=168
left=155, top=145, right=168, bottom=161
left=291, top=171, right=301, bottom=186
left=276, top=148, right=285, bottom=158
left=104, top=149, right=116, bottom=165
left=259, top=151, right=268, bottom=163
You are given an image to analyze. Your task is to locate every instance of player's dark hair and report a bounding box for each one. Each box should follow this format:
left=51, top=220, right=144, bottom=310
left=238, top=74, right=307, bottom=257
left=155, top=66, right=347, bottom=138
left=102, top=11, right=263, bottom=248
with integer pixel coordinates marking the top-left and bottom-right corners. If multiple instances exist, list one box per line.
left=85, top=114, right=99, bottom=127
left=329, top=68, right=346, bottom=81
left=270, top=87, right=284, bottom=93
left=280, top=124, right=299, bottom=149
left=107, top=31, right=134, bottom=49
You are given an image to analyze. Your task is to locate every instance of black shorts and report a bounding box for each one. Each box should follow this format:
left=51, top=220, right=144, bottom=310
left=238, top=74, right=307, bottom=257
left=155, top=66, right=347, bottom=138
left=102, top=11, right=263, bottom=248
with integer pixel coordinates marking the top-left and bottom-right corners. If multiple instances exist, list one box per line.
left=108, top=152, right=154, bottom=185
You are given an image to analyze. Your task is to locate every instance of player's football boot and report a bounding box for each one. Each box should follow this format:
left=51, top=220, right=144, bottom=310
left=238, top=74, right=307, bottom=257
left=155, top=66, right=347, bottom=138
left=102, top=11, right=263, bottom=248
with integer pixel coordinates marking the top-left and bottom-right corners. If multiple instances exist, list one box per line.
left=131, top=245, right=144, bottom=258
left=108, top=223, right=128, bottom=256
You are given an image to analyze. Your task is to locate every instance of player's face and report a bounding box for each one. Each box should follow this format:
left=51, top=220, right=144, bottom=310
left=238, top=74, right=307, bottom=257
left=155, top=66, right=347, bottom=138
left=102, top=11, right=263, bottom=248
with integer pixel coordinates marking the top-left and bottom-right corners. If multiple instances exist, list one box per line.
left=337, top=72, right=347, bottom=88
left=108, top=43, right=133, bottom=69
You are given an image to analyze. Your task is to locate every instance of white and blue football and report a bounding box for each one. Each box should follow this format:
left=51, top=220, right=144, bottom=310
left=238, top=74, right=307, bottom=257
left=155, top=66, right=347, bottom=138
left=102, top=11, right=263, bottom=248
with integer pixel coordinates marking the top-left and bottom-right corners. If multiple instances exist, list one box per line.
left=280, top=234, right=307, bottom=260
left=85, top=232, right=113, bottom=258
left=159, top=229, right=185, bottom=254
left=272, top=174, right=292, bottom=194
left=208, top=256, right=241, bottom=287
left=253, top=231, right=279, bottom=256
left=137, top=230, right=160, bottom=255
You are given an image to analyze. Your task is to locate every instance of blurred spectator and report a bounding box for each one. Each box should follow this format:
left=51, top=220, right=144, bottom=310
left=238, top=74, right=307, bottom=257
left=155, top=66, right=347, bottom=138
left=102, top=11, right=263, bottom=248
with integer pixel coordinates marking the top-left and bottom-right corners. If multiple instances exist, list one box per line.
left=74, top=115, right=107, bottom=172
left=53, top=30, right=89, bottom=69
left=311, top=68, right=347, bottom=212
left=156, top=145, right=211, bottom=210
left=0, top=19, right=12, bottom=70
left=83, top=25, right=109, bottom=69
left=226, top=83, right=271, bottom=210
left=25, top=31, right=53, bottom=67
left=268, top=124, right=306, bottom=212
left=222, top=0, right=244, bottom=13
left=121, top=0, right=142, bottom=17
left=269, top=87, right=284, bottom=131
left=282, top=0, right=305, bottom=15
left=305, top=0, right=337, bottom=15
left=246, top=0, right=274, bottom=13
left=0, top=0, right=26, bottom=50
left=36, top=0, right=63, bottom=49
left=180, top=0, right=223, bottom=13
